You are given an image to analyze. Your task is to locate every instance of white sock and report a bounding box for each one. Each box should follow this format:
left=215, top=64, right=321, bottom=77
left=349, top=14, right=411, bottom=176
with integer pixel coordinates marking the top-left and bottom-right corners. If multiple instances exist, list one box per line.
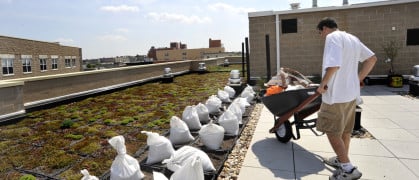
left=340, top=162, right=354, bottom=173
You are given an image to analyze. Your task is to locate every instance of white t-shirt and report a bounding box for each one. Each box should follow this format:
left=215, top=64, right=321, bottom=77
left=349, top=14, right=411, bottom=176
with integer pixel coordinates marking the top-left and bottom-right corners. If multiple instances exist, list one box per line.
left=322, top=31, right=374, bottom=104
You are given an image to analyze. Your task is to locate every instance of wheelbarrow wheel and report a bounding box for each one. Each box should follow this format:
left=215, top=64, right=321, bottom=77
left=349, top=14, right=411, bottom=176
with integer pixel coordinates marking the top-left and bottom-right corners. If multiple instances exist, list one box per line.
left=274, top=120, right=293, bottom=143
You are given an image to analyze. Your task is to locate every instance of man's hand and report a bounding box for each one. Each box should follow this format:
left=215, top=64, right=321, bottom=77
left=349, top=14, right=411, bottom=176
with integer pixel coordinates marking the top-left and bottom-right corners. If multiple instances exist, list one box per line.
left=316, top=84, right=328, bottom=94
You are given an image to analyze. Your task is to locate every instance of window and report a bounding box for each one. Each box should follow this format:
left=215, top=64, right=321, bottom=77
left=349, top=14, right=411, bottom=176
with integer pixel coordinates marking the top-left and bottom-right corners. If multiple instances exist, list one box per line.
left=182, top=52, right=187, bottom=56
left=51, top=56, right=58, bottom=70
left=71, top=58, right=76, bottom=67
left=1, top=55, right=14, bottom=75
left=22, top=55, right=32, bottom=73
left=40, top=58, right=47, bottom=71
left=281, top=18, right=298, bottom=33
left=164, top=52, right=169, bottom=57
left=407, top=28, right=419, bottom=45
left=65, top=58, right=71, bottom=68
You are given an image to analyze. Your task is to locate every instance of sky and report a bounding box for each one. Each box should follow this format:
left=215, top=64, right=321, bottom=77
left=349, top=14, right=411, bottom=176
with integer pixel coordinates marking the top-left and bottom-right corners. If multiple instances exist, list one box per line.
left=0, top=0, right=386, bottom=59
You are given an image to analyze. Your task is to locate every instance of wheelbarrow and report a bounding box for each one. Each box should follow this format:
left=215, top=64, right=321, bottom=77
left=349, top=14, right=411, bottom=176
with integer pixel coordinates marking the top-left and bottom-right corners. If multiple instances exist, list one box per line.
left=261, top=86, right=323, bottom=143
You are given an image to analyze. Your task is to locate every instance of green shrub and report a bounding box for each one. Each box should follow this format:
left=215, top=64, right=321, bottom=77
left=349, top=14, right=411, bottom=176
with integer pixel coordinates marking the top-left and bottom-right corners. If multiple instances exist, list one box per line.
left=19, top=174, right=36, bottom=180
left=65, top=134, right=84, bottom=140
left=61, top=119, right=74, bottom=129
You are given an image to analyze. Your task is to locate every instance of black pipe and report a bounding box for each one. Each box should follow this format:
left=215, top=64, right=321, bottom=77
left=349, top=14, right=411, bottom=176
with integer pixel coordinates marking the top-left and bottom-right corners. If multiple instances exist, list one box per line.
left=265, top=34, right=271, bottom=82
left=241, top=42, right=245, bottom=77
left=245, top=37, right=250, bottom=84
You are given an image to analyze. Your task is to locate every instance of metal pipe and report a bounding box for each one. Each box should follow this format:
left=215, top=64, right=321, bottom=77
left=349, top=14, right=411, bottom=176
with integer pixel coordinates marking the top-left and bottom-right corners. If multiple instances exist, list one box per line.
left=245, top=37, right=251, bottom=84
left=265, top=34, right=271, bottom=82
left=242, top=42, right=245, bottom=77
left=276, top=14, right=280, bottom=74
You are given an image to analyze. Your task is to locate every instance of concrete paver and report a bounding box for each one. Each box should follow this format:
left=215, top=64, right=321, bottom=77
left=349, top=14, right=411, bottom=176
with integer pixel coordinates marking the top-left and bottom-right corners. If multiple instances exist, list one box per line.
left=238, top=85, right=419, bottom=180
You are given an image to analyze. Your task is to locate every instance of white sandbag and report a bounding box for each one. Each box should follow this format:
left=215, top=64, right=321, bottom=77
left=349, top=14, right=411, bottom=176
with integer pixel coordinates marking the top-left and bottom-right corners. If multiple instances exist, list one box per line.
left=199, top=121, right=225, bottom=150
left=224, top=86, right=236, bottom=98
left=218, top=109, right=239, bottom=136
left=217, top=89, right=231, bottom=103
left=108, top=135, right=144, bottom=180
left=170, top=156, right=204, bottom=180
left=81, top=169, right=99, bottom=180
left=141, top=131, right=175, bottom=164
left=153, top=171, right=169, bottom=180
left=240, top=89, right=255, bottom=103
left=169, top=116, right=194, bottom=145
left=243, top=84, right=255, bottom=94
left=205, top=95, right=222, bottom=114
left=196, top=103, right=210, bottom=123
left=227, top=102, right=243, bottom=125
left=285, top=84, right=305, bottom=91
left=162, top=146, right=215, bottom=172
left=182, top=105, right=202, bottom=130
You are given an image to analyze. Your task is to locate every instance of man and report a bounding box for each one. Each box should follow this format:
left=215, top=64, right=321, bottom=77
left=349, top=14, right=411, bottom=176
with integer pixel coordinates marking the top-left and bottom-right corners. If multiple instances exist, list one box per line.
left=315, top=17, right=377, bottom=180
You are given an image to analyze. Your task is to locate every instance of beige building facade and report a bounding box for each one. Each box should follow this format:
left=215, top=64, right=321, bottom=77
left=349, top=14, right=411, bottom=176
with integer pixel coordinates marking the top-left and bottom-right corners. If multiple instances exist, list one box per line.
left=156, top=47, right=225, bottom=61
left=0, top=35, right=82, bottom=80
left=248, top=0, right=419, bottom=78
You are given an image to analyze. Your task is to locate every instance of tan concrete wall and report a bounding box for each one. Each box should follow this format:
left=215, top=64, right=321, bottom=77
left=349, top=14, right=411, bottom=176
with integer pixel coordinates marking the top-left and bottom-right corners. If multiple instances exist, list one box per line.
left=0, top=58, right=228, bottom=120
left=249, top=2, right=419, bottom=78
left=156, top=47, right=225, bottom=61
left=0, top=36, right=82, bottom=80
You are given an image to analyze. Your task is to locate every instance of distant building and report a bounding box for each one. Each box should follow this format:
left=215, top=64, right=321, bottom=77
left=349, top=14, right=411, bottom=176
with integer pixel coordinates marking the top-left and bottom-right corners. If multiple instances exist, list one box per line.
left=148, top=38, right=225, bottom=61
left=0, top=35, right=82, bottom=80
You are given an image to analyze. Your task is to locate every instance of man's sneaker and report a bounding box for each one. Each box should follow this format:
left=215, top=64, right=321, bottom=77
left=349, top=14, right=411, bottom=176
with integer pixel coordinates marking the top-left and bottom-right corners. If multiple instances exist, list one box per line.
left=329, top=167, right=362, bottom=180
left=323, top=156, right=340, bottom=168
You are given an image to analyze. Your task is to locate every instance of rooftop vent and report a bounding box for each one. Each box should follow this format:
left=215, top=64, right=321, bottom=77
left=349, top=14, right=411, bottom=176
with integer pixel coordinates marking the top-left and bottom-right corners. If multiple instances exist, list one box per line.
left=312, top=0, right=317, bottom=7
left=290, top=3, right=300, bottom=10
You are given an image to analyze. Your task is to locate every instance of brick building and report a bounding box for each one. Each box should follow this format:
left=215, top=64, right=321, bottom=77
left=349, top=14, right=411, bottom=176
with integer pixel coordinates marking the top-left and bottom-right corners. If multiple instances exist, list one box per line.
left=148, top=38, right=225, bottom=61
left=0, top=35, right=82, bottom=80
left=248, top=0, right=419, bottom=78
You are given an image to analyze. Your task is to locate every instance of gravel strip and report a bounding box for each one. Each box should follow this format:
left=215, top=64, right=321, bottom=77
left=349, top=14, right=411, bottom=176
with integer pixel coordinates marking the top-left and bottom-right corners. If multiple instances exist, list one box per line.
left=217, top=103, right=263, bottom=180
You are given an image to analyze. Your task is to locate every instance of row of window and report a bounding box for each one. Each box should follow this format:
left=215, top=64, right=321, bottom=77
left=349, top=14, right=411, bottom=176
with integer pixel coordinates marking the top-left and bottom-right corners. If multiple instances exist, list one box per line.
left=1, top=55, right=77, bottom=76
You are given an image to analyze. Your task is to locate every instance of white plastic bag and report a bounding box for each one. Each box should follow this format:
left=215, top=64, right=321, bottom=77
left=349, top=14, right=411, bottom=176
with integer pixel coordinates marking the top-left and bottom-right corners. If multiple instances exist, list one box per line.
left=205, top=95, right=222, bottom=114
left=196, top=103, right=210, bottom=123
left=240, top=89, right=255, bottom=103
left=199, top=121, right=225, bottom=150
left=218, top=109, right=239, bottom=136
left=162, top=146, right=215, bottom=172
left=182, top=105, right=201, bottom=130
left=170, top=156, right=204, bottom=180
left=243, top=84, right=255, bottom=94
left=224, top=86, right=236, bottom=98
left=153, top=171, right=169, bottom=180
left=108, top=135, right=144, bottom=180
left=80, top=169, right=99, bottom=180
left=217, top=89, right=231, bottom=103
left=227, top=102, right=243, bottom=125
left=141, top=131, right=175, bottom=164
left=169, top=116, right=194, bottom=145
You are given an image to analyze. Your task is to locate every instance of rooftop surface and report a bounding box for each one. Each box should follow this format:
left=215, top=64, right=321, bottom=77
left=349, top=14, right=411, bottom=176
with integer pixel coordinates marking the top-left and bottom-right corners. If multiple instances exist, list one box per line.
left=238, top=85, right=419, bottom=180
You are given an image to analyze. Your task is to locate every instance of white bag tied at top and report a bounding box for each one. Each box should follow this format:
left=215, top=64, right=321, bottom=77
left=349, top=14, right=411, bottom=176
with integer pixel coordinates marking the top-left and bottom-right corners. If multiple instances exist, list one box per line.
left=224, top=86, right=236, bottom=98
left=141, top=131, right=175, bottom=164
left=170, top=156, right=204, bottom=180
left=153, top=171, right=169, bottom=180
left=217, top=89, right=231, bottom=103
left=199, top=121, right=225, bottom=150
left=228, top=102, right=243, bottom=125
left=162, top=145, right=215, bottom=172
left=169, top=116, right=194, bottom=145
left=240, top=87, right=255, bottom=103
left=182, top=105, right=202, bottom=130
left=108, top=135, right=144, bottom=180
left=205, top=95, right=222, bottom=114
left=80, top=169, right=99, bottom=180
left=218, top=109, right=239, bottom=136
left=196, top=103, right=210, bottom=123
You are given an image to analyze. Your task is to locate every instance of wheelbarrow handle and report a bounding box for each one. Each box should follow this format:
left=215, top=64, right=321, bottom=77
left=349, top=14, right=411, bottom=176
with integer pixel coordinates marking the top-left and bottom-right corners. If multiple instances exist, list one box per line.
left=269, top=90, right=322, bottom=133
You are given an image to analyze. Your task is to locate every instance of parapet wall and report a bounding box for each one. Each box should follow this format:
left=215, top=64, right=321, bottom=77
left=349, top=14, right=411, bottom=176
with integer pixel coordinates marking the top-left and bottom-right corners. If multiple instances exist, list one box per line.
left=0, top=58, right=235, bottom=122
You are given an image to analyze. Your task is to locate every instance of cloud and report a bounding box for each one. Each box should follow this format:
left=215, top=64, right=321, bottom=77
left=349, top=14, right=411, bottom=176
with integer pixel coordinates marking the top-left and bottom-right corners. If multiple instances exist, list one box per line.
left=115, top=28, right=130, bottom=33
left=146, top=12, right=211, bottom=24
left=100, top=5, right=139, bottom=13
left=208, top=3, right=256, bottom=14
left=98, top=34, right=127, bottom=41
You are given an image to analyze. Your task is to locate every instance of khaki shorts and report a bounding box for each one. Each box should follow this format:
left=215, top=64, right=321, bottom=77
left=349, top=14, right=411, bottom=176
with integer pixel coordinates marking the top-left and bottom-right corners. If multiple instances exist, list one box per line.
left=316, top=100, right=356, bottom=135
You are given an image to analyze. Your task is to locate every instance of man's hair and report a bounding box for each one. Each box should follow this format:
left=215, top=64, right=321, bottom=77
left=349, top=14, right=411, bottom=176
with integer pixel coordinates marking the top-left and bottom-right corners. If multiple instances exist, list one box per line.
left=317, top=17, right=338, bottom=30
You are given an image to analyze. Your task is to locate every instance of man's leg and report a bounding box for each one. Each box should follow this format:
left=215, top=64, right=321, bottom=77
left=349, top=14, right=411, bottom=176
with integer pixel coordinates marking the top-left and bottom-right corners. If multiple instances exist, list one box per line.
left=326, top=133, right=350, bottom=163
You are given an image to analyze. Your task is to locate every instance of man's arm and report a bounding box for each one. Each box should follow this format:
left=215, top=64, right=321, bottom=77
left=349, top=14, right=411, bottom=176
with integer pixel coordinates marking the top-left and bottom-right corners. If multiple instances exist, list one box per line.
left=359, top=55, right=377, bottom=82
left=317, top=66, right=339, bottom=94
